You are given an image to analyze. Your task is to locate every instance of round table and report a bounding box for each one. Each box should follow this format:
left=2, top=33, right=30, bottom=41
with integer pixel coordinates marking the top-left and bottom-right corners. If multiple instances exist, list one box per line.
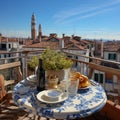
left=12, top=78, right=107, bottom=120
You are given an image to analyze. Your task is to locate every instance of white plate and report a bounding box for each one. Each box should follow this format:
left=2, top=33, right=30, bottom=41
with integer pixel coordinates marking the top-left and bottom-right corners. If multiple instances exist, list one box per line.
left=37, top=90, right=68, bottom=104
left=78, top=84, right=91, bottom=90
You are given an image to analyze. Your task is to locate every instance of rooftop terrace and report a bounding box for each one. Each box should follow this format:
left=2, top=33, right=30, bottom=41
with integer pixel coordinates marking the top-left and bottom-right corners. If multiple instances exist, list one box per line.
left=0, top=50, right=120, bottom=120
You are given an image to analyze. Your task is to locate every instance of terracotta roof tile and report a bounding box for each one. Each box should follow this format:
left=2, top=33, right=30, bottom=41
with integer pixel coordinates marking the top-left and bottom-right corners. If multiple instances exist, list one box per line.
left=104, top=45, right=120, bottom=52
left=0, top=37, right=19, bottom=43
left=104, top=41, right=120, bottom=52
left=24, top=41, right=59, bottom=49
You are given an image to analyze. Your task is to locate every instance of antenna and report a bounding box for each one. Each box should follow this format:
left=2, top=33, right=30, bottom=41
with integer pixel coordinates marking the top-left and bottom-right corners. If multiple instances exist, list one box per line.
left=73, top=26, right=76, bottom=36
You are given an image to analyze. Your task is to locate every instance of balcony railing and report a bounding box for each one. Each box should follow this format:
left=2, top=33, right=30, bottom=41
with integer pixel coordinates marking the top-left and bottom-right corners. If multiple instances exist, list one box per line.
left=0, top=50, right=120, bottom=120
left=64, top=51, right=120, bottom=104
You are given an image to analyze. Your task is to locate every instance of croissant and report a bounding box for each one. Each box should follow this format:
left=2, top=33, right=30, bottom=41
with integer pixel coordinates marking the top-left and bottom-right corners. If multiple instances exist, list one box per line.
left=70, top=72, right=90, bottom=88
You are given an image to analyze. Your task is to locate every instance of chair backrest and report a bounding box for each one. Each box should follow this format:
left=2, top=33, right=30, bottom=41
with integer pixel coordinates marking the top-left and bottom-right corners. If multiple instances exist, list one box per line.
left=0, top=61, right=22, bottom=101
left=0, top=61, right=22, bottom=82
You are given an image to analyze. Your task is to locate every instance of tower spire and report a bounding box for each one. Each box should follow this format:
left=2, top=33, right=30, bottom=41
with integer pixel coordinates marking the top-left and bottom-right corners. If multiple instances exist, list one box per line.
left=38, top=24, right=42, bottom=42
left=31, top=13, right=36, bottom=40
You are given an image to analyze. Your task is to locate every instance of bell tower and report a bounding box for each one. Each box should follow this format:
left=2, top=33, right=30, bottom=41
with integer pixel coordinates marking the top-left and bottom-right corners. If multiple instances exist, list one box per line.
left=38, top=24, right=42, bottom=42
left=31, top=13, right=36, bottom=40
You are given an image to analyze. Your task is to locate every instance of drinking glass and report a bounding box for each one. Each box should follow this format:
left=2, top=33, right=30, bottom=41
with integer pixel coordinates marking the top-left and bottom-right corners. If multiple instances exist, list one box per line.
left=67, top=79, right=79, bottom=96
left=57, top=80, right=69, bottom=95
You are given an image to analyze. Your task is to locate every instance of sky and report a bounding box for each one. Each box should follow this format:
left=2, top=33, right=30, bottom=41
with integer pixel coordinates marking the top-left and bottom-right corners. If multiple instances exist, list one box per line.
left=0, top=0, right=120, bottom=40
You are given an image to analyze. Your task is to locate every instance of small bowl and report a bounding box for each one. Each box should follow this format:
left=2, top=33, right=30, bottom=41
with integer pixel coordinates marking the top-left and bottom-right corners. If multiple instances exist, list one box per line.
left=45, top=89, right=63, bottom=101
left=27, top=75, right=37, bottom=85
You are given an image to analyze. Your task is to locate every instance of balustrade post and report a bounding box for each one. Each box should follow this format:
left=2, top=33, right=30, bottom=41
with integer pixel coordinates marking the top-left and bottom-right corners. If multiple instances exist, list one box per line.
left=88, top=67, right=94, bottom=79
left=22, top=51, right=29, bottom=79
left=81, top=63, right=84, bottom=74
left=117, top=76, right=120, bottom=97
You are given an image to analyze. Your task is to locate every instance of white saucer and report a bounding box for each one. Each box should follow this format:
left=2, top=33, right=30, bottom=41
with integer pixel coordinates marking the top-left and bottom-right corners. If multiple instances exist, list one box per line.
left=37, top=90, right=68, bottom=104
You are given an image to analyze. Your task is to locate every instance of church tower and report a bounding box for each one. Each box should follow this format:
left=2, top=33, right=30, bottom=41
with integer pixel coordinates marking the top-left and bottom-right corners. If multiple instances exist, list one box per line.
left=31, top=13, right=36, bottom=40
left=38, top=24, right=42, bottom=42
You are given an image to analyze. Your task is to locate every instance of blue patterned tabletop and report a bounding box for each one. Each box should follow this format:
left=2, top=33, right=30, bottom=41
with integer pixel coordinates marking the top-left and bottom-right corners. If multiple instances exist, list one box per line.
left=12, top=78, right=107, bottom=120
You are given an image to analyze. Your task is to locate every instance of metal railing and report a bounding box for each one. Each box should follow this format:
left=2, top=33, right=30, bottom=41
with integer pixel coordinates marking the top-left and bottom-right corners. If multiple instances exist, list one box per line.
left=0, top=50, right=120, bottom=104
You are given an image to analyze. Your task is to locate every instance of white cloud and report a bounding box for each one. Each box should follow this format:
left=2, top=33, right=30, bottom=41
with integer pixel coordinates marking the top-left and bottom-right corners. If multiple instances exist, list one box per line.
left=53, top=0, right=120, bottom=24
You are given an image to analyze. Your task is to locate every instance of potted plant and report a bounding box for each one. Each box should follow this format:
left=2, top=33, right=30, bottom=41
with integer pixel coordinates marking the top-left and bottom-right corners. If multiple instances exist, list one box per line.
left=40, top=47, right=73, bottom=82
left=40, top=47, right=73, bottom=70
left=28, top=47, right=73, bottom=82
left=28, top=55, right=39, bottom=75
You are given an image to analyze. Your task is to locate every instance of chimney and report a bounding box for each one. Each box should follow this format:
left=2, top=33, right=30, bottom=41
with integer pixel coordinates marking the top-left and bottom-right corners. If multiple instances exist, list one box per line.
left=72, top=34, right=74, bottom=39
left=59, top=39, right=64, bottom=49
left=62, top=33, right=65, bottom=38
